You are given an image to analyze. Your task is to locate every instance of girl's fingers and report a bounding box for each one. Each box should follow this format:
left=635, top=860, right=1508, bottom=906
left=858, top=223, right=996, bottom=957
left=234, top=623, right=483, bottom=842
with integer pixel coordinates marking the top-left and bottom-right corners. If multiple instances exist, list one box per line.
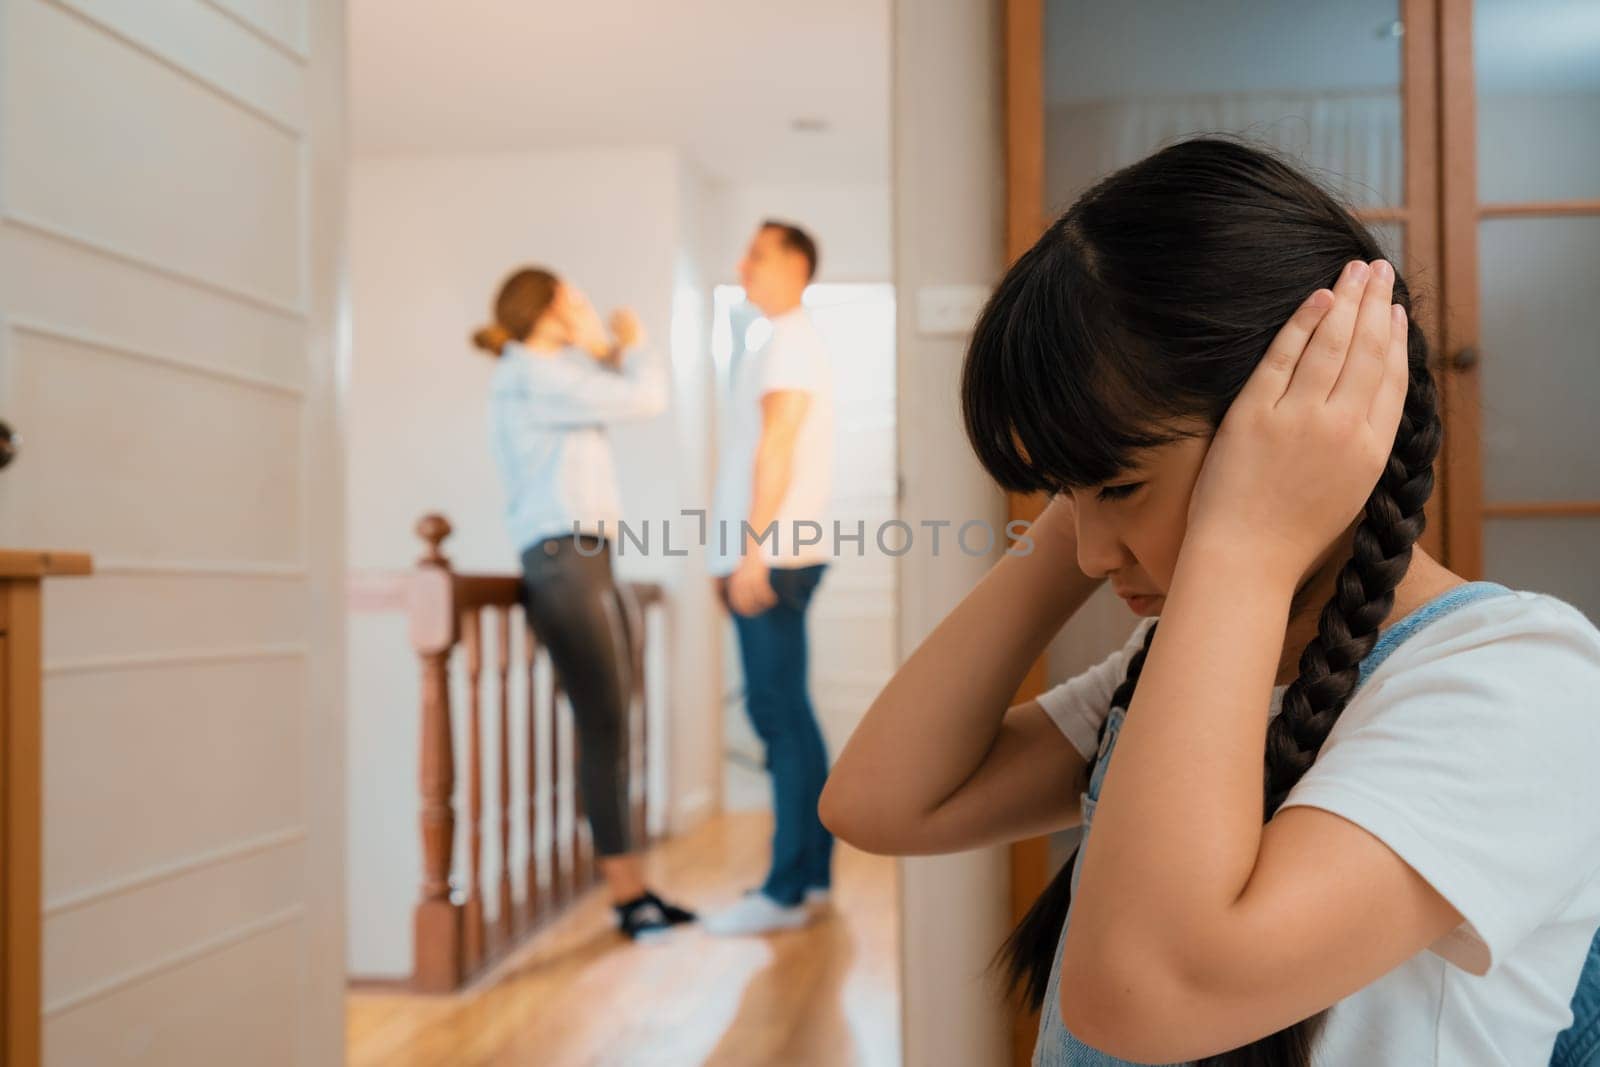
left=1282, top=260, right=1371, bottom=406
left=1329, top=260, right=1398, bottom=411
left=1240, top=289, right=1335, bottom=407
left=1366, top=303, right=1410, bottom=437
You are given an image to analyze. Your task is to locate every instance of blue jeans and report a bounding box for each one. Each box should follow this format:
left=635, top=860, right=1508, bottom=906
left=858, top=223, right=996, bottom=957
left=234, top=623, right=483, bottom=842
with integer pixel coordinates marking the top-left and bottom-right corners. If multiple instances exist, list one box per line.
left=731, top=563, right=832, bottom=906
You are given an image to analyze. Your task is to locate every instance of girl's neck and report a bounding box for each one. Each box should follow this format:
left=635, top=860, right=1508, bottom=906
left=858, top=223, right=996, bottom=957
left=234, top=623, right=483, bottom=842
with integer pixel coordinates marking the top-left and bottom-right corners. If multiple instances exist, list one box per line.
left=1274, top=538, right=1463, bottom=685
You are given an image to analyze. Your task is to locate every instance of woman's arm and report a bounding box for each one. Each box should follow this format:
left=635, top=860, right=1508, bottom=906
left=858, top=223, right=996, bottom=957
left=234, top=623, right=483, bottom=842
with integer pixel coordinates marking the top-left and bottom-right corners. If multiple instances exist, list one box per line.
left=819, top=497, right=1105, bottom=855
left=518, top=346, right=668, bottom=425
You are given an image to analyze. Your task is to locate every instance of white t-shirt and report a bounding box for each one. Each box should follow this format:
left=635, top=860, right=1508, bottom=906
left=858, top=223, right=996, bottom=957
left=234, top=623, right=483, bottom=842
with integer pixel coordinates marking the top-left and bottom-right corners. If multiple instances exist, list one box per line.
left=1037, top=588, right=1600, bottom=1066
left=710, top=307, right=835, bottom=575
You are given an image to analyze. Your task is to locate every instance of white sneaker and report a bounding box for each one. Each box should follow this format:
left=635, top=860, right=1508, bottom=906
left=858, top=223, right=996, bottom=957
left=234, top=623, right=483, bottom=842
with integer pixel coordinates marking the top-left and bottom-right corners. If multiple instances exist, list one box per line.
left=803, top=887, right=832, bottom=910
left=702, top=892, right=812, bottom=936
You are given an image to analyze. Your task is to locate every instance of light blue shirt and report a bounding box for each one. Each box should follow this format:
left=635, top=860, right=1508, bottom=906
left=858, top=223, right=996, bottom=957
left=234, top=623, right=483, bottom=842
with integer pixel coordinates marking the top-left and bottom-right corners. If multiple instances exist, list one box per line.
left=488, top=342, right=666, bottom=554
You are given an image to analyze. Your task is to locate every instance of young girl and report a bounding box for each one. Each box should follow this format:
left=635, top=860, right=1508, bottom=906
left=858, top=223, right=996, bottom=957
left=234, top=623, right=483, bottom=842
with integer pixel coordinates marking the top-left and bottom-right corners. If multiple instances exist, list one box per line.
left=476, top=267, right=695, bottom=940
left=819, top=139, right=1600, bottom=1065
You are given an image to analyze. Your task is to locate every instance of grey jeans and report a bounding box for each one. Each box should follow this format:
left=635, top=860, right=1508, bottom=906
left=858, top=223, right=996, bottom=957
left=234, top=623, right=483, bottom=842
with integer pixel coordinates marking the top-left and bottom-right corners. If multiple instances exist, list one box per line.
left=520, top=534, right=634, bottom=857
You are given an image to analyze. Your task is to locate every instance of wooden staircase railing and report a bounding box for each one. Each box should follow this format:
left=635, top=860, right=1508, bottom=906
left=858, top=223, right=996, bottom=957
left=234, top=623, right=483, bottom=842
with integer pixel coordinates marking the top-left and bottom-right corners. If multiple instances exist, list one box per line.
left=402, top=514, right=665, bottom=992
left=1, top=549, right=91, bottom=1067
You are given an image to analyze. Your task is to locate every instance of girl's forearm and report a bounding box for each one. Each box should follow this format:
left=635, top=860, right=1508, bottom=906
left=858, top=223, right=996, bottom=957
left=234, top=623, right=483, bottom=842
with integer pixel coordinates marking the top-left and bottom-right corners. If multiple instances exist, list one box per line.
left=1066, top=531, right=1294, bottom=964
left=825, top=502, right=1103, bottom=820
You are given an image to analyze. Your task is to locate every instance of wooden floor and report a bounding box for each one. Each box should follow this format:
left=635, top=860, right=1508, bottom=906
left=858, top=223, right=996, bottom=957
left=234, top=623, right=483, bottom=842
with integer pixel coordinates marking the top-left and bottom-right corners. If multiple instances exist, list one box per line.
left=348, top=812, right=901, bottom=1067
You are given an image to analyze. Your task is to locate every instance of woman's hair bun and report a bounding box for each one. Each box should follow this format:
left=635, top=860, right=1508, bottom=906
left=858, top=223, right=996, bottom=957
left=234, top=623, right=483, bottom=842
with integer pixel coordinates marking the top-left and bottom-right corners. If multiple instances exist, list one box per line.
left=472, top=323, right=512, bottom=355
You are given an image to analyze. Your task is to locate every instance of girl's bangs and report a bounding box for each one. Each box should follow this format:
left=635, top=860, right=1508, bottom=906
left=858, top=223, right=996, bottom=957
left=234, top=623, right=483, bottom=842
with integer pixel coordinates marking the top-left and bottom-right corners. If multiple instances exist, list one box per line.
left=961, top=239, right=1180, bottom=495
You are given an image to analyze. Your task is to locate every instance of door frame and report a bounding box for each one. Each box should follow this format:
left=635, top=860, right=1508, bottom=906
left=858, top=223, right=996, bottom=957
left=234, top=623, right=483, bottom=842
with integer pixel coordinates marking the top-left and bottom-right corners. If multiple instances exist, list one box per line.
left=1436, top=0, right=1600, bottom=579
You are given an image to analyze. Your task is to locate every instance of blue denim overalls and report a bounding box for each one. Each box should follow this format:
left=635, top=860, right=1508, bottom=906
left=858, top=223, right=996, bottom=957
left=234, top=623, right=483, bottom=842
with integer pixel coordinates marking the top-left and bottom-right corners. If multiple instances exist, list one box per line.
left=1034, top=581, right=1600, bottom=1067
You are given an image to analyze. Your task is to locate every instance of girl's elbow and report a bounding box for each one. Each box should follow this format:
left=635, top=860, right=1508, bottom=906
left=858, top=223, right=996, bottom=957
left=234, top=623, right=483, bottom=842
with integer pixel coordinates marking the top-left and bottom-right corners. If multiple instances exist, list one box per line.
left=818, top=779, right=910, bottom=856
left=1057, top=962, right=1146, bottom=1060
left=817, top=778, right=860, bottom=844
left=1057, top=938, right=1209, bottom=1062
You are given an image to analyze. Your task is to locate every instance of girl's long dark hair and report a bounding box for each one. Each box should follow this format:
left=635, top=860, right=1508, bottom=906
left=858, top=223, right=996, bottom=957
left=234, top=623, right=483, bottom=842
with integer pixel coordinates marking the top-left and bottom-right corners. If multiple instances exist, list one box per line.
left=967, top=136, right=1441, bottom=1066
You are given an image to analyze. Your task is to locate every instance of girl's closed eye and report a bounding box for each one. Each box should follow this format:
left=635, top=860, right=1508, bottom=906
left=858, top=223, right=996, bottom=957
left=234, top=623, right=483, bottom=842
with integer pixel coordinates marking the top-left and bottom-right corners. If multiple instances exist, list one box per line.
left=1096, top=482, right=1143, bottom=502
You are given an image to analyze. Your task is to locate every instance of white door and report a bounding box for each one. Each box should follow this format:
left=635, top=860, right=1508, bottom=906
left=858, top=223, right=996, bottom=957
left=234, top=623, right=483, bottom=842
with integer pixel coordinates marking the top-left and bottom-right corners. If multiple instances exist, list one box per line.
left=0, top=1, right=346, bottom=1064
left=801, top=285, right=898, bottom=753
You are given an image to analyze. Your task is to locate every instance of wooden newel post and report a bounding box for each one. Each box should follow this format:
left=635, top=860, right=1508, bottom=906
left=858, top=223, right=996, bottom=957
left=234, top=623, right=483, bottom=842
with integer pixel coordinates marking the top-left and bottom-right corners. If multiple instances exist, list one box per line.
left=409, top=514, right=463, bottom=992
left=2, top=550, right=91, bottom=1067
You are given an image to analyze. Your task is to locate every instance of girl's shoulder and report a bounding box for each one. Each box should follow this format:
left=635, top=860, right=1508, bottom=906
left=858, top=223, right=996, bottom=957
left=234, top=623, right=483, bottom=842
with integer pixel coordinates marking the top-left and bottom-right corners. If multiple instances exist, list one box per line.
left=1318, top=585, right=1600, bottom=768
left=1366, top=586, right=1600, bottom=690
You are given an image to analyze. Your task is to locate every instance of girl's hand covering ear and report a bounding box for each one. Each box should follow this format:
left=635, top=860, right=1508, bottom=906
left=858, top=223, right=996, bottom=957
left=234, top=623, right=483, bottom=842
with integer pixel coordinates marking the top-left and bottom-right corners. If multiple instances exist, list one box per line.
left=1185, top=260, right=1410, bottom=587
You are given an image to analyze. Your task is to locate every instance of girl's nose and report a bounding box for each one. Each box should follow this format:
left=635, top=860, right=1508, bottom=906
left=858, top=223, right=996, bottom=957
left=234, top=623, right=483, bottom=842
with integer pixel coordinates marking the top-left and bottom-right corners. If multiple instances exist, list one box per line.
left=1074, top=510, right=1126, bottom=580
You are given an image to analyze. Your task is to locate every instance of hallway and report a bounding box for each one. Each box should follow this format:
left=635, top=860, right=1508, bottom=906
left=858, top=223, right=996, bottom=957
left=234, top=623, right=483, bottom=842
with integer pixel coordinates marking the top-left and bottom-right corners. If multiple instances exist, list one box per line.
left=347, top=813, right=900, bottom=1066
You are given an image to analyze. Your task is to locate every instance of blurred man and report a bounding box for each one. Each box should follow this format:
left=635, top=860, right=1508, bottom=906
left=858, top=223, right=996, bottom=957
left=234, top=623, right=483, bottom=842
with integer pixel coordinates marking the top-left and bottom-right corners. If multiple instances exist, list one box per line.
left=705, top=221, right=836, bottom=935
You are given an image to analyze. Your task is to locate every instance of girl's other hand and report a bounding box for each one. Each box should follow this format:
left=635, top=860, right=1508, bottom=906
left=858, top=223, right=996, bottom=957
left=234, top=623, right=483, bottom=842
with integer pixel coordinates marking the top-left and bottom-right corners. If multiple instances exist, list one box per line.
left=1185, top=260, right=1410, bottom=587
left=610, top=308, right=644, bottom=350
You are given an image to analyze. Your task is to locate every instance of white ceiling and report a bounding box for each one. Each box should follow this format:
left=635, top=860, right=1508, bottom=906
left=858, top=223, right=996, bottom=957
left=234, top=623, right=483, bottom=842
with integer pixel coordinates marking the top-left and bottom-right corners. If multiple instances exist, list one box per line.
left=349, top=0, right=892, bottom=184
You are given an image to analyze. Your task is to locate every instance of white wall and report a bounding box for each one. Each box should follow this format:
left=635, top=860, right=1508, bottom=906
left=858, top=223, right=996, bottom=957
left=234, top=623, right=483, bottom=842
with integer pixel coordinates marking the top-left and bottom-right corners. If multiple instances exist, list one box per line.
left=1, top=0, right=347, bottom=1061
left=345, top=147, right=722, bottom=976
left=891, top=1, right=1012, bottom=1064
left=667, top=157, right=727, bottom=826
left=703, top=181, right=893, bottom=284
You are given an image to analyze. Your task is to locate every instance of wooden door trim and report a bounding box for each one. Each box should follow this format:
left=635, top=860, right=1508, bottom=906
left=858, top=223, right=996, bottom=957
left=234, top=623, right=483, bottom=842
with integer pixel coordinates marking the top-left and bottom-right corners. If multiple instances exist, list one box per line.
left=1479, top=199, right=1600, bottom=219
left=1355, top=205, right=1412, bottom=224
left=1438, top=0, right=1485, bottom=577
left=1005, top=0, right=1046, bottom=263
left=1003, top=1, right=1049, bottom=1063
left=1482, top=501, right=1600, bottom=519
left=1401, top=0, right=1446, bottom=563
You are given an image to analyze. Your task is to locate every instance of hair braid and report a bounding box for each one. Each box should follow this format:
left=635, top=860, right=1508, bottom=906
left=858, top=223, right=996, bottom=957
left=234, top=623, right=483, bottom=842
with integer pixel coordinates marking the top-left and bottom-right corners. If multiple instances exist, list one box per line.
left=1264, top=325, right=1441, bottom=814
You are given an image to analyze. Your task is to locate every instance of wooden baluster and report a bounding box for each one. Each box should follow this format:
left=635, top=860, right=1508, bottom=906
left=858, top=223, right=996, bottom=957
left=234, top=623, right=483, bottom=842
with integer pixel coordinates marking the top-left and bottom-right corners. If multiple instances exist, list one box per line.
left=461, top=609, right=485, bottom=972
left=549, top=667, right=567, bottom=905
left=410, top=514, right=463, bottom=992
left=523, top=624, right=541, bottom=926
left=574, top=726, right=590, bottom=890
left=496, top=607, right=514, bottom=941
left=631, top=591, right=648, bottom=846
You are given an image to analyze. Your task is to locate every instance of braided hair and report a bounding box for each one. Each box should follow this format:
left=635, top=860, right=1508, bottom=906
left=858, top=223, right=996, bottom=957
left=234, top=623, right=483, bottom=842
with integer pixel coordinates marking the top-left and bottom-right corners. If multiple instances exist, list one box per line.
left=965, top=136, right=1442, bottom=1066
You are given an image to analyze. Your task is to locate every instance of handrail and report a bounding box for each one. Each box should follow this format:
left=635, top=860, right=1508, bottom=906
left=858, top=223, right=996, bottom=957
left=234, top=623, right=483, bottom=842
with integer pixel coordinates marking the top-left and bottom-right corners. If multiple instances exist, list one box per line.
left=360, top=515, right=665, bottom=992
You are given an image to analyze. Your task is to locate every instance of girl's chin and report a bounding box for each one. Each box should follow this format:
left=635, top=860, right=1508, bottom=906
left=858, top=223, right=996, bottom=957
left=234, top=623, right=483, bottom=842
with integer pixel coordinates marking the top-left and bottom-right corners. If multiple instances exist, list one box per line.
left=1121, top=594, right=1165, bottom=616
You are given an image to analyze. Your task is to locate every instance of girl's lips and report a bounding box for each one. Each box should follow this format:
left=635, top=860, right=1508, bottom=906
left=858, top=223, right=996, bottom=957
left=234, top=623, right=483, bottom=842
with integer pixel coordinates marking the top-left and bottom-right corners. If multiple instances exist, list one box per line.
left=1120, top=593, right=1163, bottom=614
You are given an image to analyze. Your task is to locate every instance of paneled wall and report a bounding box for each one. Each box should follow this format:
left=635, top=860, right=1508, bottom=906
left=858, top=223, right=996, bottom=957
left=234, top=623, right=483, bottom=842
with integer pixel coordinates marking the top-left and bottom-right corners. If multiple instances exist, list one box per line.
left=0, top=0, right=346, bottom=1063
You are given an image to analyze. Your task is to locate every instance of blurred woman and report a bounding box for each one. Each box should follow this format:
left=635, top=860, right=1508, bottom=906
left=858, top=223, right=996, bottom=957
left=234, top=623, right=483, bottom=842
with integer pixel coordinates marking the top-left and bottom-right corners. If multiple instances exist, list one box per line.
left=474, top=267, right=693, bottom=941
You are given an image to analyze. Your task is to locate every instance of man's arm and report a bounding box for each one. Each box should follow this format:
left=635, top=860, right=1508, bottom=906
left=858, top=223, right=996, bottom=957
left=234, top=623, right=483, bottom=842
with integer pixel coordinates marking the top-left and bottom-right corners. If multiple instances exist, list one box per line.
left=745, top=390, right=811, bottom=552
left=726, top=389, right=811, bottom=615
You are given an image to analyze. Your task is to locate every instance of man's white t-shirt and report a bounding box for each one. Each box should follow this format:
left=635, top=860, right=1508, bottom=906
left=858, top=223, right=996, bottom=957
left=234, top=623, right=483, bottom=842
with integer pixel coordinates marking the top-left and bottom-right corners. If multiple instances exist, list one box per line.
left=710, top=307, right=835, bottom=576
left=1036, top=589, right=1600, bottom=1065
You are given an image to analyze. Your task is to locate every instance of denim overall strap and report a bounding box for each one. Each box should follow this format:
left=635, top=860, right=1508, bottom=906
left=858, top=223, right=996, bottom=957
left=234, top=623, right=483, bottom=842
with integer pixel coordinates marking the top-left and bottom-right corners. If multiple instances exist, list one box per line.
left=1035, top=581, right=1515, bottom=1067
